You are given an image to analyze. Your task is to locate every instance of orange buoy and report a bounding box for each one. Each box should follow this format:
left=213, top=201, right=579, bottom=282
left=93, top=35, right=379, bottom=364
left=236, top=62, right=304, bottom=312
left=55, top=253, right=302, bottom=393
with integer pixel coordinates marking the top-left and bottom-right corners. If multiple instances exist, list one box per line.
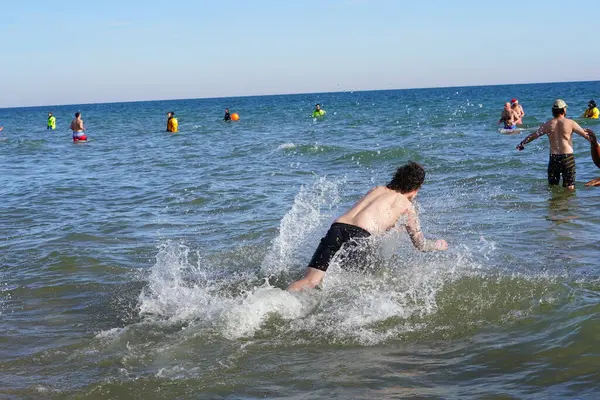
left=231, top=113, right=240, bottom=121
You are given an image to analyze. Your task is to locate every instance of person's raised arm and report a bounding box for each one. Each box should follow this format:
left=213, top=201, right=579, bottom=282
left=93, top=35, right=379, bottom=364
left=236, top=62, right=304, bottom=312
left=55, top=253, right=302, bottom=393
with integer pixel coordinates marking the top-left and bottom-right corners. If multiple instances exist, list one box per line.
left=405, top=206, right=447, bottom=252
left=516, top=126, right=546, bottom=151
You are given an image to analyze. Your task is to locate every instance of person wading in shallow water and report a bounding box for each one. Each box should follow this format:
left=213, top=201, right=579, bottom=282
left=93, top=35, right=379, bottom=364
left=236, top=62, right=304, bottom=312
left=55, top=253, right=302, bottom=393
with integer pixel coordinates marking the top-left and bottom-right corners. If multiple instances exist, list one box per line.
left=70, top=112, right=87, bottom=142
left=288, top=161, right=448, bottom=292
left=516, top=99, right=594, bottom=190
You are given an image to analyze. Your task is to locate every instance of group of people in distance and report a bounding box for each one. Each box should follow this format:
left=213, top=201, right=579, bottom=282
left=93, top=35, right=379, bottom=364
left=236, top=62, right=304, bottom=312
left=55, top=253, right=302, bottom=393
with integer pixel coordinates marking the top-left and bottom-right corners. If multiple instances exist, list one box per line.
left=1, top=103, right=327, bottom=138
left=499, top=98, right=599, bottom=131
left=498, top=98, right=525, bottom=130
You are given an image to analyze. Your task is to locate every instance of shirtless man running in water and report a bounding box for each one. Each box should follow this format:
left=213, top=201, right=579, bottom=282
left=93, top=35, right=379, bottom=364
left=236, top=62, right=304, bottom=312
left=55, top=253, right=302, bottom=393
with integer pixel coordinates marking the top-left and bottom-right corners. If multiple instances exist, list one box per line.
left=516, top=99, right=594, bottom=189
left=288, top=161, right=448, bottom=292
left=70, top=112, right=87, bottom=142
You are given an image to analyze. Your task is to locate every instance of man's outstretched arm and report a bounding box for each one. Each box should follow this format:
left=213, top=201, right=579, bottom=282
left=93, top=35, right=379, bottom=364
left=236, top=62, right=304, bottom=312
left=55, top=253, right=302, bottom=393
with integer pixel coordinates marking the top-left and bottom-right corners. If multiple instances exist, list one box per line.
left=405, top=208, right=447, bottom=252
left=516, top=127, right=546, bottom=151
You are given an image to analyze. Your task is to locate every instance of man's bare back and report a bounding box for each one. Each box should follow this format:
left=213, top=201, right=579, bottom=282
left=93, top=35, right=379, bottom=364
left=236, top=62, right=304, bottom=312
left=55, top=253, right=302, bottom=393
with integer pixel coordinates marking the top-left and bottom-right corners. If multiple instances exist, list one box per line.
left=335, top=186, right=412, bottom=235
left=540, top=117, right=589, bottom=154
left=70, top=117, right=84, bottom=133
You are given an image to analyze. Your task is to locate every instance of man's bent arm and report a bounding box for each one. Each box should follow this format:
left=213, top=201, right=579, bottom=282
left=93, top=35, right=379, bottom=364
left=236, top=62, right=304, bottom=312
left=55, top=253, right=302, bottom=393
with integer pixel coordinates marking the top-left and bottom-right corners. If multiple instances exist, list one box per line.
left=405, top=209, right=439, bottom=252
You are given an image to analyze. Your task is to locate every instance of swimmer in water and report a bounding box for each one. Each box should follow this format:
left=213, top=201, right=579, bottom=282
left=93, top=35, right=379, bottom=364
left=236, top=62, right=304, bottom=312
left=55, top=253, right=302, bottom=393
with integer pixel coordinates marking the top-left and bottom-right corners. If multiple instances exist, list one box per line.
left=583, top=100, right=599, bottom=119
left=312, top=103, right=326, bottom=117
left=223, top=108, right=231, bottom=121
left=166, top=111, right=178, bottom=132
left=516, top=99, right=593, bottom=190
left=70, top=112, right=87, bottom=142
left=288, top=161, right=448, bottom=292
left=498, top=102, right=519, bottom=129
left=511, top=98, right=524, bottom=125
left=47, top=112, right=56, bottom=130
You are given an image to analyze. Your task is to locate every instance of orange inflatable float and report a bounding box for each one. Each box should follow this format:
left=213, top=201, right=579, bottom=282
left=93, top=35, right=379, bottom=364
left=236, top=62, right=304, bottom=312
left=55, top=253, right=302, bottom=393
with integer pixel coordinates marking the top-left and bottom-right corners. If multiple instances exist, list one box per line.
left=231, top=113, right=240, bottom=121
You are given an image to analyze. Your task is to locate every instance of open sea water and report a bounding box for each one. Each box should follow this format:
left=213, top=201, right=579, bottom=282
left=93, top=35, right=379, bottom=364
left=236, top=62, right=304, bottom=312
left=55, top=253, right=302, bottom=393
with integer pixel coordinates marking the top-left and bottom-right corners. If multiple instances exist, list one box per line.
left=1, top=81, right=600, bottom=399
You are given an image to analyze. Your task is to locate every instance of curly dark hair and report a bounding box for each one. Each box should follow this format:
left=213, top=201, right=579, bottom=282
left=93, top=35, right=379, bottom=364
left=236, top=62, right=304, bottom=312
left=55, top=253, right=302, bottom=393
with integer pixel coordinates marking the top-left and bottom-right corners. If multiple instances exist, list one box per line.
left=386, top=161, right=425, bottom=193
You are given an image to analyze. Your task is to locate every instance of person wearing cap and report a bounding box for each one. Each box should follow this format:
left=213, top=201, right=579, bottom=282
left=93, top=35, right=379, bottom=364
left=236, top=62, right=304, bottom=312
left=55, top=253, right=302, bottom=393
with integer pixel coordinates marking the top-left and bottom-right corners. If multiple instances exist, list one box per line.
left=498, top=102, right=519, bottom=129
left=516, top=99, right=594, bottom=190
left=166, top=111, right=178, bottom=132
left=511, top=99, right=524, bottom=124
left=583, top=100, right=599, bottom=119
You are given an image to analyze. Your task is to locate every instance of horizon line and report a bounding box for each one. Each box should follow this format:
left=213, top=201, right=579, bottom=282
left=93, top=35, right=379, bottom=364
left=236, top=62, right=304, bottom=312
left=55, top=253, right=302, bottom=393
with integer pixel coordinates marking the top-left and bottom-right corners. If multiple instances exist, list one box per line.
left=1, top=79, right=598, bottom=111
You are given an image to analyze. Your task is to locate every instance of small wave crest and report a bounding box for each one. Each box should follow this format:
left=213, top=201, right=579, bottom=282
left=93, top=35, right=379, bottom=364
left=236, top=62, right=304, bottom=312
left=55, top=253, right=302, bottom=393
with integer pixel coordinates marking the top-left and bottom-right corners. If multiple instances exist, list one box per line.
left=277, top=142, right=296, bottom=150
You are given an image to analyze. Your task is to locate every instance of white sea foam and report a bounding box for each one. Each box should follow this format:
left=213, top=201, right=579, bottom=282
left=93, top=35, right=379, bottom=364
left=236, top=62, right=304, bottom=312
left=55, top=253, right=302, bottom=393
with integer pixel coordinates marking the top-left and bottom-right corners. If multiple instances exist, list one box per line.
left=278, top=143, right=296, bottom=150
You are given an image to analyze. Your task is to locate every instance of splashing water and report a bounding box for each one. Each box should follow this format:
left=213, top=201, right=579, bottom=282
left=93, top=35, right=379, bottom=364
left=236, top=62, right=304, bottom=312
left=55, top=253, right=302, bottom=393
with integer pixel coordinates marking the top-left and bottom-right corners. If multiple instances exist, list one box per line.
left=135, top=176, right=497, bottom=345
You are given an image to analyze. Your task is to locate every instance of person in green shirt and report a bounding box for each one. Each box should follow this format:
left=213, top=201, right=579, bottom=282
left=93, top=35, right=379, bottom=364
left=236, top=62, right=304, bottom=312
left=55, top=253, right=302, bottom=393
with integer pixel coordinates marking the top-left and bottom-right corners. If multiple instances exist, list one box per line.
left=47, top=112, right=56, bottom=130
left=312, top=103, right=326, bottom=118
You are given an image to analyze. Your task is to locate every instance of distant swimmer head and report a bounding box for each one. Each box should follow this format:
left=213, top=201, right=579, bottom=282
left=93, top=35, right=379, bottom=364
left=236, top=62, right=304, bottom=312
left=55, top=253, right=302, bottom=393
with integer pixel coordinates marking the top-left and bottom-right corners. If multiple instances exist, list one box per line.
left=315, top=103, right=321, bottom=110
left=552, top=99, right=567, bottom=117
left=167, top=111, right=175, bottom=118
left=589, top=100, right=597, bottom=108
left=75, top=112, right=81, bottom=118
left=386, top=161, right=425, bottom=196
left=48, top=112, right=53, bottom=117
left=504, top=102, right=511, bottom=110
left=511, top=98, right=518, bottom=104
left=225, top=108, right=229, bottom=113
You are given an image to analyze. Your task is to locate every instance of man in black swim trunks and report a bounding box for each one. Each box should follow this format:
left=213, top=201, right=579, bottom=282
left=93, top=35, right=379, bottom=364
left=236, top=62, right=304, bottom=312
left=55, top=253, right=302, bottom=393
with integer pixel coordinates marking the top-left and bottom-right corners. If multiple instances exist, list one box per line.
left=288, top=162, right=448, bottom=292
left=516, top=99, right=594, bottom=189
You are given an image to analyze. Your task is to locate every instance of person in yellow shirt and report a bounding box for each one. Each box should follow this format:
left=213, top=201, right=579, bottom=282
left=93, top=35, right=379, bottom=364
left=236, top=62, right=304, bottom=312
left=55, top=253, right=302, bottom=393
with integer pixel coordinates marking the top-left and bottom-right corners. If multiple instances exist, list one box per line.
left=166, top=111, right=178, bottom=132
left=47, top=112, right=56, bottom=130
left=312, top=103, right=326, bottom=117
left=583, top=100, right=599, bottom=119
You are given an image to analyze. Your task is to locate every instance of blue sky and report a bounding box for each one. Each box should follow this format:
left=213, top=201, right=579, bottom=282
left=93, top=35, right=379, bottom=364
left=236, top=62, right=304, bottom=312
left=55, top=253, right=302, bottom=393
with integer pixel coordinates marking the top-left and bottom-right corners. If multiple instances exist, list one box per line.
left=1, top=0, right=598, bottom=107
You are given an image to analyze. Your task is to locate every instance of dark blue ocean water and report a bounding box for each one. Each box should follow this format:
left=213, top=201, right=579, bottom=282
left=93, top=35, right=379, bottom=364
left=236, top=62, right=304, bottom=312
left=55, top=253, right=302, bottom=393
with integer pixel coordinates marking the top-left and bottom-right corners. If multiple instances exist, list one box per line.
left=1, top=82, right=600, bottom=399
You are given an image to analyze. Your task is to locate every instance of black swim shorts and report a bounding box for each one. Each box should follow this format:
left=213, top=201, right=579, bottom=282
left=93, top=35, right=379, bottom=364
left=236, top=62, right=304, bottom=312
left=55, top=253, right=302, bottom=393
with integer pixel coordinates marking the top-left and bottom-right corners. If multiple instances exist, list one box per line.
left=307, top=222, right=371, bottom=272
left=548, top=153, right=575, bottom=187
